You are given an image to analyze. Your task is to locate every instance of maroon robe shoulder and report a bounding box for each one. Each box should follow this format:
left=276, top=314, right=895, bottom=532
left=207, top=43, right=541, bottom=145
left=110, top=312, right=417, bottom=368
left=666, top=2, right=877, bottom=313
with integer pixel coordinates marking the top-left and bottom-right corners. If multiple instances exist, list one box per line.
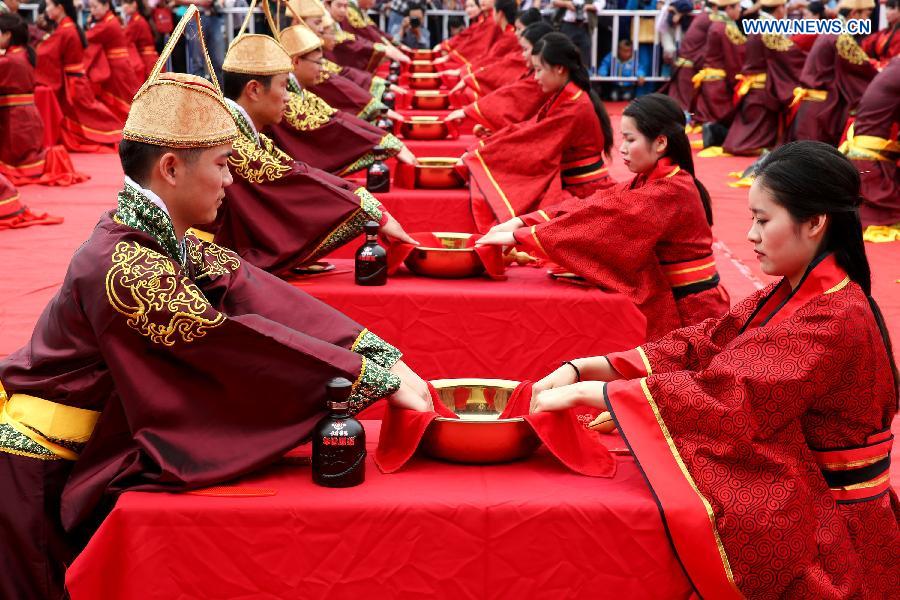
left=310, top=67, right=382, bottom=120
left=693, top=17, right=746, bottom=125
left=663, top=12, right=712, bottom=112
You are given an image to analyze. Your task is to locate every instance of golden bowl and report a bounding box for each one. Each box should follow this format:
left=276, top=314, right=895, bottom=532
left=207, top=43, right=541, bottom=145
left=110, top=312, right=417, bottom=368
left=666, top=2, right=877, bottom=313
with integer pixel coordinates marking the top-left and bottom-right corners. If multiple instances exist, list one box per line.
left=404, top=232, right=484, bottom=278
left=422, top=378, right=540, bottom=464
left=409, top=60, right=436, bottom=73
left=399, top=116, right=449, bottom=140
left=409, top=72, right=442, bottom=90
left=412, top=90, right=450, bottom=110
left=406, top=48, right=438, bottom=61
left=414, top=157, right=465, bottom=189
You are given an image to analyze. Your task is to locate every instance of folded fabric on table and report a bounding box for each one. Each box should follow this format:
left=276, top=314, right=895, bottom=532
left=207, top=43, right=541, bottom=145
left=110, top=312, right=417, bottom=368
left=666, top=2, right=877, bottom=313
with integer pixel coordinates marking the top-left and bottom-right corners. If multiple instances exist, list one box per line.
left=392, top=160, right=468, bottom=189
left=375, top=382, right=617, bottom=478
left=386, top=231, right=506, bottom=279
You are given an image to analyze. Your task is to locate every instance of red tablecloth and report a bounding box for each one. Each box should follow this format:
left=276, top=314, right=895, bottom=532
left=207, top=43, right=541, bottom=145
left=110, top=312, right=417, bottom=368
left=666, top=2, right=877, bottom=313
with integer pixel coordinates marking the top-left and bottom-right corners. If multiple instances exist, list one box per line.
left=65, top=421, right=694, bottom=600
left=34, top=85, right=63, bottom=148
left=291, top=259, right=646, bottom=383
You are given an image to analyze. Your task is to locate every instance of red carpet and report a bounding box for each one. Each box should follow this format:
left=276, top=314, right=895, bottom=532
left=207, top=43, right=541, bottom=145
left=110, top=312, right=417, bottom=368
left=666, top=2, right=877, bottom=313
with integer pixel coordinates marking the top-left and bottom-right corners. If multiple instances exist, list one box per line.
left=1, top=109, right=897, bottom=481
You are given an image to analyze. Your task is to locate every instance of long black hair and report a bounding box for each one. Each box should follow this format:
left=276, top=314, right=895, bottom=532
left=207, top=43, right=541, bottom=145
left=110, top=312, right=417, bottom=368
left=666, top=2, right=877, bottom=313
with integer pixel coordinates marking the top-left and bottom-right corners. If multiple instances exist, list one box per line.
left=754, top=141, right=898, bottom=396
left=521, top=21, right=552, bottom=49
left=46, top=0, right=87, bottom=47
left=0, top=14, right=36, bottom=65
left=516, top=7, right=541, bottom=28
left=532, top=32, right=614, bottom=158
left=623, top=93, right=713, bottom=224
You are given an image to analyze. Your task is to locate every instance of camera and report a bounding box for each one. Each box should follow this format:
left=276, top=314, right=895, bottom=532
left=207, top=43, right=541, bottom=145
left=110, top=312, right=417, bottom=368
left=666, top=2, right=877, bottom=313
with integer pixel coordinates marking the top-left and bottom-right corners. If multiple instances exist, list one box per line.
left=409, top=16, right=422, bottom=28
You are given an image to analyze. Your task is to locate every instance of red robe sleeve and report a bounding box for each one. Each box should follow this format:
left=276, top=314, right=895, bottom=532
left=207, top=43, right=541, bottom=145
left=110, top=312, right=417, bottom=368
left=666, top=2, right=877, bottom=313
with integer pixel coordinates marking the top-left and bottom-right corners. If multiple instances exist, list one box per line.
left=462, top=76, right=548, bottom=132
left=604, top=282, right=895, bottom=598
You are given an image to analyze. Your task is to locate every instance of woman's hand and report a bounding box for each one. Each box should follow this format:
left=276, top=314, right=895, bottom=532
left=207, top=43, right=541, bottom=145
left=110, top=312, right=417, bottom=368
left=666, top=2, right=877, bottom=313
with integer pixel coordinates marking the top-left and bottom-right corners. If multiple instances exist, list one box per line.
left=531, top=363, right=579, bottom=398
left=445, top=109, right=466, bottom=122
left=486, top=217, right=524, bottom=234
left=474, top=230, right=516, bottom=247
left=472, top=124, right=493, bottom=138
left=530, top=381, right=607, bottom=414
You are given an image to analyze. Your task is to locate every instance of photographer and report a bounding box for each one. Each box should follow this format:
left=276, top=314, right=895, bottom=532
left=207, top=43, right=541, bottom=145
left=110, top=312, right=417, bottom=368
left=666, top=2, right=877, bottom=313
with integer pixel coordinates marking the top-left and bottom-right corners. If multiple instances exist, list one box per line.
left=552, top=0, right=599, bottom=64
left=393, top=2, right=430, bottom=48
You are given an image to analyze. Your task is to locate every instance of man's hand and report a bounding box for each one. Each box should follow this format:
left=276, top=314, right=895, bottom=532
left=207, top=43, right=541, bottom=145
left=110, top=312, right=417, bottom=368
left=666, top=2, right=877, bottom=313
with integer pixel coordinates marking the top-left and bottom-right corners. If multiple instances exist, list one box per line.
left=388, top=382, right=434, bottom=412
left=387, top=109, right=405, bottom=122
left=380, top=213, right=419, bottom=245
left=397, top=145, right=417, bottom=165
left=390, top=84, right=409, bottom=94
left=389, top=360, right=431, bottom=404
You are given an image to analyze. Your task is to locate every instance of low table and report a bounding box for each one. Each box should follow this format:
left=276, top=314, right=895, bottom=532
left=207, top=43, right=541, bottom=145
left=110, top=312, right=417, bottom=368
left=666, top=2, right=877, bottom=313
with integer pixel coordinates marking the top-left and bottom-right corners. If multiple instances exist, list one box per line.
left=65, top=421, right=694, bottom=600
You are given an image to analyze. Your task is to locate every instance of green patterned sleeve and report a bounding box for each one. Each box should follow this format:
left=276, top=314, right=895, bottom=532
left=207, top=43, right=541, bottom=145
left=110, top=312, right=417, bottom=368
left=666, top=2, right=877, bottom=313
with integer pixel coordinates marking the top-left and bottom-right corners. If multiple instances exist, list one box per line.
left=351, top=328, right=403, bottom=368
left=335, top=134, right=404, bottom=177
left=357, top=188, right=385, bottom=222
left=358, top=97, right=387, bottom=121
left=369, top=76, right=388, bottom=101
left=347, top=357, right=401, bottom=415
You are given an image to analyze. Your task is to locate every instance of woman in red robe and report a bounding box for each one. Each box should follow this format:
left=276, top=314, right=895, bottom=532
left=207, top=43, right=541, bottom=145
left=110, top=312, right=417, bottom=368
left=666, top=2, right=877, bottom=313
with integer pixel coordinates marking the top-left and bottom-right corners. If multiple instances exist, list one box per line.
left=842, top=56, right=900, bottom=228
left=463, top=33, right=615, bottom=231
left=478, top=94, right=728, bottom=339
left=35, top=0, right=121, bottom=152
left=0, top=171, right=64, bottom=229
left=437, top=0, right=491, bottom=58
left=0, top=13, right=86, bottom=186
left=122, top=0, right=158, bottom=80
left=84, top=0, right=141, bottom=123
left=529, top=141, right=898, bottom=599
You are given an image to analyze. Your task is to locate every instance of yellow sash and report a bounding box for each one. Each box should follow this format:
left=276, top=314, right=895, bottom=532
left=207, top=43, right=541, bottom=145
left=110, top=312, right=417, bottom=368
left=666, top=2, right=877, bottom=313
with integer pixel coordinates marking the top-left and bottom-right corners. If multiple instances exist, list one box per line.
left=790, top=87, right=828, bottom=108
left=734, top=73, right=766, bottom=99
left=0, top=382, right=100, bottom=460
left=839, top=124, right=900, bottom=161
left=691, top=68, right=727, bottom=89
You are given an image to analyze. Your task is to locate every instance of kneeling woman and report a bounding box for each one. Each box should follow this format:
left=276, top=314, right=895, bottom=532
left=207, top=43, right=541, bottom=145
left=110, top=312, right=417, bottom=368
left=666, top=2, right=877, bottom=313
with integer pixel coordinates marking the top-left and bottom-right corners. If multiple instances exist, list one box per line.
left=530, top=141, right=899, bottom=599
left=463, top=33, right=615, bottom=231
left=479, top=94, right=729, bottom=339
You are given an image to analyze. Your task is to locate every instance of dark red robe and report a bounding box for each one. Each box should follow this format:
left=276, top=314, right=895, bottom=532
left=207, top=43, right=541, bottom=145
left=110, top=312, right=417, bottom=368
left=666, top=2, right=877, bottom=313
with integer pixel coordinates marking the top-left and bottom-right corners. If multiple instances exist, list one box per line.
left=693, top=15, right=746, bottom=125
left=844, top=56, right=900, bottom=227
left=512, top=158, right=728, bottom=340
left=604, top=253, right=898, bottom=599
left=124, top=13, right=158, bottom=80
left=326, top=32, right=384, bottom=73
left=0, top=188, right=403, bottom=599
left=213, top=105, right=388, bottom=273
left=663, top=11, right=712, bottom=113
left=462, top=70, right=548, bottom=132
left=310, top=62, right=383, bottom=121
left=862, top=22, right=900, bottom=65
left=85, top=11, right=141, bottom=124
left=341, top=2, right=386, bottom=44
left=266, top=82, right=403, bottom=176
left=0, top=45, right=87, bottom=186
left=723, top=28, right=806, bottom=155
left=788, top=33, right=878, bottom=146
left=464, top=82, right=614, bottom=231
left=35, top=17, right=121, bottom=152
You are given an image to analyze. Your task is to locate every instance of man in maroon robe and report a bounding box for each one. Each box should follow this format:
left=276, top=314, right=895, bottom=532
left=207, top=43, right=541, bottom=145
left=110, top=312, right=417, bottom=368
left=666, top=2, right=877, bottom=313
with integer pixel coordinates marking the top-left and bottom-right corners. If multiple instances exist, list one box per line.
left=841, top=56, right=900, bottom=227
left=0, top=8, right=430, bottom=600
left=214, top=15, right=416, bottom=274
left=662, top=2, right=715, bottom=115
left=787, top=0, right=879, bottom=145
left=723, top=0, right=807, bottom=155
left=268, top=22, right=416, bottom=175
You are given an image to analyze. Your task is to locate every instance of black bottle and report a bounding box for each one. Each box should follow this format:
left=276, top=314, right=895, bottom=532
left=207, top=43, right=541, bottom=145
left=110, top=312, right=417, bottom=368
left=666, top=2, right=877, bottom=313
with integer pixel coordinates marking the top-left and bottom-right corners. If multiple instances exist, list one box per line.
left=389, top=61, right=401, bottom=76
left=312, top=377, right=366, bottom=488
left=374, top=108, right=394, bottom=133
left=355, top=221, right=388, bottom=286
left=382, top=88, right=396, bottom=110
left=366, top=145, right=391, bottom=193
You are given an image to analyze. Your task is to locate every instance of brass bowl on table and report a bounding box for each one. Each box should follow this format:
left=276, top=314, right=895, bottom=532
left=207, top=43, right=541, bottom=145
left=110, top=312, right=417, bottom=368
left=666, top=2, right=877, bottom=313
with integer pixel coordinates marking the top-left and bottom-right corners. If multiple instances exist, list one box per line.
left=409, top=72, right=442, bottom=90
left=406, top=48, right=438, bottom=61
left=422, top=379, right=540, bottom=464
left=409, top=60, right=436, bottom=73
left=412, top=90, right=450, bottom=110
left=414, top=157, right=465, bottom=189
left=399, top=116, right=449, bottom=140
left=404, top=232, right=483, bottom=278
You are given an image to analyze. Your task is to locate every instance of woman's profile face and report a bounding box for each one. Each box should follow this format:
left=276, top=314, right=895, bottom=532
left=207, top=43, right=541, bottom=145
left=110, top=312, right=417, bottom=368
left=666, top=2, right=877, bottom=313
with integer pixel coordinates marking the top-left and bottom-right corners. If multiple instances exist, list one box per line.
left=532, top=55, right=567, bottom=94
left=465, top=0, right=481, bottom=19
left=518, top=35, right=532, bottom=64
left=619, top=115, right=662, bottom=174
left=45, top=0, right=65, bottom=22
left=88, top=0, right=109, bottom=21
left=746, top=180, right=823, bottom=282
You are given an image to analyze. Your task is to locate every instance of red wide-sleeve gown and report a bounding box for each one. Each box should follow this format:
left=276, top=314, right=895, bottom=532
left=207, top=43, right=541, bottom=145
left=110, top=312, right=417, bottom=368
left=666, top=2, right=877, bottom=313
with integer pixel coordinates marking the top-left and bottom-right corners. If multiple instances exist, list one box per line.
left=124, top=12, right=159, bottom=80
left=603, top=253, right=898, bottom=599
left=511, top=158, right=729, bottom=339
left=35, top=17, right=121, bottom=152
left=0, top=45, right=87, bottom=186
left=461, top=70, right=548, bottom=133
left=464, top=81, right=615, bottom=231
left=85, top=11, right=142, bottom=123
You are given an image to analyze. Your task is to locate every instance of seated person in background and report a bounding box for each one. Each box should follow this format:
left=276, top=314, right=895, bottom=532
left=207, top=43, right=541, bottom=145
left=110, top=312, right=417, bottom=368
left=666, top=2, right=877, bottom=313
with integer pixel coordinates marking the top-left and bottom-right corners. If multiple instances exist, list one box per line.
left=448, top=14, right=466, bottom=37
left=598, top=39, right=646, bottom=101
left=0, top=9, right=430, bottom=600
left=213, top=1, right=416, bottom=274
left=393, top=3, right=431, bottom=49
left=478, top=94, right=728, bottom=339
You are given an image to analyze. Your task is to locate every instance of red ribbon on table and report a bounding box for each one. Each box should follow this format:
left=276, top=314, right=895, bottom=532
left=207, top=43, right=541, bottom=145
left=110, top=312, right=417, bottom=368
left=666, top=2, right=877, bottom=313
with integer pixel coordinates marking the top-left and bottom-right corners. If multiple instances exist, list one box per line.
left=386, top=231, right=506, bottom=280
left=375, top=382, right=617, bottom=478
